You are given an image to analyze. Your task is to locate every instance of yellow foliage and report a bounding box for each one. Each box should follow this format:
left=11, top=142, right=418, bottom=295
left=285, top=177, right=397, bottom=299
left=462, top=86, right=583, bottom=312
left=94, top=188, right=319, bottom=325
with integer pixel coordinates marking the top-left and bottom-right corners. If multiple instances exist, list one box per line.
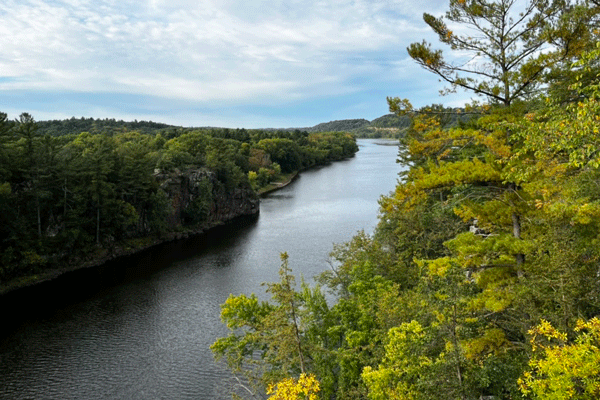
left=426, top=257, right=453, bottom=277
left=267, top=373, right=321, bottom=400
left=362, top=321, right=431, bottom=400
left=520, top=318, right=600, bottom=399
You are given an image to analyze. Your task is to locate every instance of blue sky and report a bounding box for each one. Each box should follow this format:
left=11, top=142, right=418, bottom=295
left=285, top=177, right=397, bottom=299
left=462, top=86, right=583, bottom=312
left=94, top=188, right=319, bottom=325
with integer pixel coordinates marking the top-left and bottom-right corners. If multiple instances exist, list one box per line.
left=0, top=0, right=474, bottom=128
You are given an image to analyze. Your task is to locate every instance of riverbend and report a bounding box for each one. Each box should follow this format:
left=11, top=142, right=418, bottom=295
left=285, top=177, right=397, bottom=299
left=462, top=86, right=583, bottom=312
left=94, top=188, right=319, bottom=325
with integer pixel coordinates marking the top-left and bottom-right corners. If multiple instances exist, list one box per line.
left=0, top=139, right=402, bottom=400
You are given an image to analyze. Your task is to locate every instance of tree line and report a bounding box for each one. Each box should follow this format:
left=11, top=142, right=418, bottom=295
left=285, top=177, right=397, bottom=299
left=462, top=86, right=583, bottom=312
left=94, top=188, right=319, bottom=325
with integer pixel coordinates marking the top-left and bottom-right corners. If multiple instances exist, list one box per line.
left=0, top=117, right=357, bottom=288
left=212, top=1, right=600, bottom=399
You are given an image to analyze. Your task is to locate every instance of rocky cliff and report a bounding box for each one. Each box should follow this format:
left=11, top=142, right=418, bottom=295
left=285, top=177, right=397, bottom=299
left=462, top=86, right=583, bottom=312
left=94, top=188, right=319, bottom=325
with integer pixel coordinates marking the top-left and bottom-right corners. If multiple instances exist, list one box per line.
left=157, top=167, right=259, bottom=229
left=0, top=168, right=259, bottom=294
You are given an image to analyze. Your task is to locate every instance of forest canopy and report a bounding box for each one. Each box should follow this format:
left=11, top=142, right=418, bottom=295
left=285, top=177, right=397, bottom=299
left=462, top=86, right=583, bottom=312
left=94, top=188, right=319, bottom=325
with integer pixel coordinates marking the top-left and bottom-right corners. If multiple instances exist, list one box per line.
left=0, top=118, right=357, bottom=290
left=212, top=1, right=600, bottom=399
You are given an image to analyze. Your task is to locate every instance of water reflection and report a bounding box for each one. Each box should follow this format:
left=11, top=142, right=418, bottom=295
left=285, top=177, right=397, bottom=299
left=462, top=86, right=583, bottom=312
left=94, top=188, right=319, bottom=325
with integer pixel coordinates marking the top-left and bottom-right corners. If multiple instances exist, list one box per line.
left=0, top=139, right=402, bottom=400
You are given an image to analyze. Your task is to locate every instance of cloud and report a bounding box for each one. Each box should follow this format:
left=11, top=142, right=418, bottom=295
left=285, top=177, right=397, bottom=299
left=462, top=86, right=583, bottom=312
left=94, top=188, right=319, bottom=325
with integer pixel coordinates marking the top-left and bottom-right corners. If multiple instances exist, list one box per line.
left=0, top=0, right=467, bottom=127
left=1, top=1, right=433, bottom=89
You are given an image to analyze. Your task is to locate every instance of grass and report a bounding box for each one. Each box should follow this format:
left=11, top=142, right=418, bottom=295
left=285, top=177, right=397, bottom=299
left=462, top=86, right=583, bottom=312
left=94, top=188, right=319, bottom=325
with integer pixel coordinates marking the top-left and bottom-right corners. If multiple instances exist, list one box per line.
left=257, top=172, right=298, bottom=195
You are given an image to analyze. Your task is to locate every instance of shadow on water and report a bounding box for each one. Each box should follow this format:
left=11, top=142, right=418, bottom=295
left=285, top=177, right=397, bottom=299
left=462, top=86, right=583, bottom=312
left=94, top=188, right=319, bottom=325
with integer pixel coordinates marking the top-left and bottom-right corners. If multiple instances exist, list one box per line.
left=0, top=214, right=259, bottom=339
left=0, top=140, right=403, bottom=400
left=263, top=193, right=294, bottom=200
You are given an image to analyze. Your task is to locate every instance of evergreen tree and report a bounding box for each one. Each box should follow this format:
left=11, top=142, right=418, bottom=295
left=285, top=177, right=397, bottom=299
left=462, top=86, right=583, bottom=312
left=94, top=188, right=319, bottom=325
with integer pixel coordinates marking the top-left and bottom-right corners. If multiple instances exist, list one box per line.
left=404, top=0, right=575, bottom=106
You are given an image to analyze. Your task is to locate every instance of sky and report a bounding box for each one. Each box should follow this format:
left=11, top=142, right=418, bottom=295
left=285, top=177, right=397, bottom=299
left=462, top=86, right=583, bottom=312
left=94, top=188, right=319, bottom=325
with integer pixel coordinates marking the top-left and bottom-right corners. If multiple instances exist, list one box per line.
left=0, top=0, right=474, bottom=129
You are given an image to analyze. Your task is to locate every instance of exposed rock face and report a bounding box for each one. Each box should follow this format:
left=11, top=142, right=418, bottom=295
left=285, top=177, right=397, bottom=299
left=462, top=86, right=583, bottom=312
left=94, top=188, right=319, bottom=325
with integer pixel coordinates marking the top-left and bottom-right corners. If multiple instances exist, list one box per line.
left=210, top=186, right=260, bottom=222
left=157, top=168, right=259, bottom=229
left=0, top=168, right=260, bottom=295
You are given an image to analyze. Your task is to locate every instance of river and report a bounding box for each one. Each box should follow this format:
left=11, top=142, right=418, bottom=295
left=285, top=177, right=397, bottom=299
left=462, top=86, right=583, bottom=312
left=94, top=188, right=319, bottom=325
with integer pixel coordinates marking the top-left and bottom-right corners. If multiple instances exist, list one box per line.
left=0, top=139, right=402, bottom=400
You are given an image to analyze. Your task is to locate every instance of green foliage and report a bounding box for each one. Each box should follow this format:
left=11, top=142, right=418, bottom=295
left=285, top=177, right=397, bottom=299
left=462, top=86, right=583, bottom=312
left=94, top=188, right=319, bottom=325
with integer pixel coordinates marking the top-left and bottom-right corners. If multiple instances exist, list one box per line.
left=407, top=0, right=587, bottom=106
left=362, top=321, right=432, bottom=400
left=306, top=119, right=370, bottom=133
left=520, top=318, right=600, bottom=399
left=36, top=116, right=173, bottom=137
left=206, top=6, right=600, bottom=400
left=0, top=114, right=358, bottom=286
left=256, top=138, right=302, bottom=173
left=147, top=189, right=171, bottom=234
left=211, top=253, right=318, bottom=395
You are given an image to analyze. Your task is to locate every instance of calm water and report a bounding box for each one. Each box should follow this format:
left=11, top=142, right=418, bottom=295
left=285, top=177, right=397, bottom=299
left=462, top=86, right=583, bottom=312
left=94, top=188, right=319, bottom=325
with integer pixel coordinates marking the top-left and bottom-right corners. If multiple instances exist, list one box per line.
left=0, top=139, right=402, bottom=400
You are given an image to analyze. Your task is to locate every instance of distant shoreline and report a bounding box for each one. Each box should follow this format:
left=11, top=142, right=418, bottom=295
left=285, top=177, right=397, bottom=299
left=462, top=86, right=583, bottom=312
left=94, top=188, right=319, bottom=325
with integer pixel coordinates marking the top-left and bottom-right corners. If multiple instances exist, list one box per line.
left=257, top=171, right=299, bottom=196
left=257, top=151, right=360, bottom=197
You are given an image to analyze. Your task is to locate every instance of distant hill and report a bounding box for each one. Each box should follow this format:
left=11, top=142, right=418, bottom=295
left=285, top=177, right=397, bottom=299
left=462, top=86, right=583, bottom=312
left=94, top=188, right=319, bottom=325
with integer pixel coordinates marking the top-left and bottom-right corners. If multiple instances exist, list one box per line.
left=353, top=114, right=412, bottom=138
left=305, top=109, right=476, bottom=138
left=304, top=119, right=370, bottom=133
left=36, top=109, right=473, bottom=139
left=36, top=117, right=239, bottom=139
left=303, top=114, right=411, bottom=138
left=36, top=115, right=407, bottom=139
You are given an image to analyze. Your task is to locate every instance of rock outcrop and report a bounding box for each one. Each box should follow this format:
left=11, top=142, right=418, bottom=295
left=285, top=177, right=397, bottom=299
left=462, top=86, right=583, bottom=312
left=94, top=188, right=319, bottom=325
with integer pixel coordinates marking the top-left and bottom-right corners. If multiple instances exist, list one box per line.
left=157, top=167, right=259, bottom=228
left=0, top=168, right=259, bottom=295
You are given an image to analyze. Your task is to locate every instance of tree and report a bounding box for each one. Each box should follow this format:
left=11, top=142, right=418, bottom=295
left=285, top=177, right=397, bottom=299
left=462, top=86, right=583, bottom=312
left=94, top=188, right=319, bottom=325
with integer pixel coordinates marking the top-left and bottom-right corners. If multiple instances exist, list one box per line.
left=255, top=253, right=310, bottom=376
left=15, top=113, right=44, bottom=238
left=542, top=1, right=600, bottom=103
left=519, top=318, right=600, bottom=399
left=65, top=132, right=118, bottom=246
left=257, top=139, right=302, bottom=173
left=316, top=232, right=413, bottom=399
left=0, top=112, right=15, bottom=182
left=374, top=107, right=543, bottom=397
left=212, top=253, right=316, bottom=396
left=504, top=45, right=600, bottom=331
left=373, top=39, right=600, bottom=399
left=403, top=0, right=573, bottom=107
left=362, top=321, right=436, bottom=400
left=267, top=373, right=321, bottom=400
left=0, top=113, right=16, bottom=268
left=113, top=132, right=161, bottom=234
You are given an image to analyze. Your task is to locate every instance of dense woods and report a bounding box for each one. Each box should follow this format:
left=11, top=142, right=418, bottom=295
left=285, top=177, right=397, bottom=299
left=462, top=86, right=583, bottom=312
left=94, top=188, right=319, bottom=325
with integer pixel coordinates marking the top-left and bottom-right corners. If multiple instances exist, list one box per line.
left=35, top=115, right=415, bottom=140
left=212, top=1, right=600, bottom=399
left=0, top=119, right=357, bottom=291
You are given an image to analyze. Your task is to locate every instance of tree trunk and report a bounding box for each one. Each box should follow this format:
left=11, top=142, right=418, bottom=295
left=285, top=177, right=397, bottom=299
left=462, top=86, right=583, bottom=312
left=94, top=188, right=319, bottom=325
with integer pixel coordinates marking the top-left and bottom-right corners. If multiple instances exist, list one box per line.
left=96, top=206, right=100, bottom=246
left=452, top=304, right=465, bottom=400
left=63, top=178, right=67, bottom=218
left=289, top=290, right=306, bottom=374
left=512, top=212, right=524, bottom=278
left=36, top=195, right=42, bottom=238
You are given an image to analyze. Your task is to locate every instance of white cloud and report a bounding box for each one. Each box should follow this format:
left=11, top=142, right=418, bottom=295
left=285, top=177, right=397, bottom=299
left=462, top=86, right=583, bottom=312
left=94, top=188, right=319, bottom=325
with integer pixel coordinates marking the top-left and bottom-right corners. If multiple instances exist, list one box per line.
left=0, top=0, right=469, bottom=126
left=1, top=1, right=426, bottom=85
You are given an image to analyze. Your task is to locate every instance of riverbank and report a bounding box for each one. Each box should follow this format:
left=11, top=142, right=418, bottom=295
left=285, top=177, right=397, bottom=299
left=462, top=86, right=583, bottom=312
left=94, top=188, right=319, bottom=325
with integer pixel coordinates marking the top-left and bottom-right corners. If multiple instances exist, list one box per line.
left=0, top=201, right=259, bottom=296
left=257, top=171, right=299, bottom=196
left=0, top=139, right=402, bottom=400
left=0, top=155, right=355, bottom=296
left=257, top=153, right=358, bottom=197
